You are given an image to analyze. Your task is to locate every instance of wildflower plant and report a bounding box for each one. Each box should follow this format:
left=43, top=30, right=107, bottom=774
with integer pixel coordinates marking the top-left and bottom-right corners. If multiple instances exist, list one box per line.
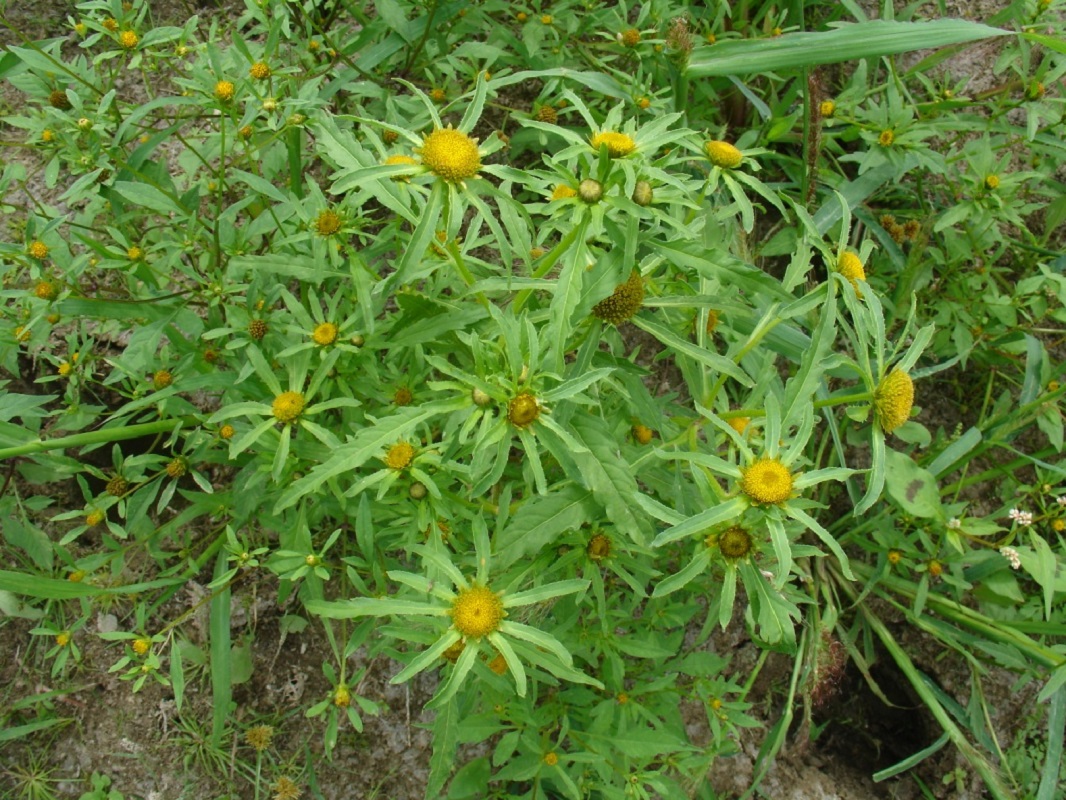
left=1, top=2, right=1065, bottom=799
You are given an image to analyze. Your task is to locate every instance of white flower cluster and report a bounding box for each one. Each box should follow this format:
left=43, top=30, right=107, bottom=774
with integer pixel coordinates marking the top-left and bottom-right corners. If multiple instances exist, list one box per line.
left=1008, top=508, right=1033, bottom=526
left=1000, top=546, right=1021, bottom=570
left=947, top=518, right=962, bottom=530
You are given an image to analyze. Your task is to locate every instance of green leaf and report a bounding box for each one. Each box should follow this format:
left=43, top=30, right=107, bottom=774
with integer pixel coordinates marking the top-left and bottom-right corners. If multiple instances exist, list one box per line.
left=688, top=20, right=1008, bottom=77
left=209, top=552, right=231, bottom=747
left=0, top=569, right=104, bottom=599
left=884, top=449, right=943, bottom=519
left=1037, top=684, right=1066, bottom=800
left=427, top=697, right=459, bottom=800
left=170, top=638, right=185, bottom=714
left=227, top=254, right=346, bottom=284
left=496, top=485, right=596, bottom=570
left=111, top=180, right=185, bottom=216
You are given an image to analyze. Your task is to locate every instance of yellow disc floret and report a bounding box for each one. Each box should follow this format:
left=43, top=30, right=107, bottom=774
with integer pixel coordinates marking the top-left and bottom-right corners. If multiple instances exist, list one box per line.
left=214, top=80, right=236, bottom=102
left=250, top=61, right=271, bottom=80
left=716, top=526, right=754, bottom=559
left=314, top=209, right=343, bottom=236
left=451, top=584, right=504, bottom=638
left=272, top=391, right=305, bottom=424
left=419, top=127, right=481, bottom=182
left=119, top=30, right=139, bottom=48
left=705, top=140, right=743, bottom=168
left=35, top=281, right=58, bottom=300
left=384, top=441, right=415, bottom=470
left=312, top=322, right=338, bottom=346
left=837, top=251, right=866, bottom=295
left=551, top=184, right=577, bottom=201
left=384, top=154, right=418, bottom=181
left=28, top=241, right=49, bottom=259
left=741, top=457, right=794, bottom=505
left=590, top=131, right=636, bottom=158
left=508, top=393, right=540, bottom=427
left=592, top=270, right=644, bottom=325
left=873, top=368, right=914, bottom=434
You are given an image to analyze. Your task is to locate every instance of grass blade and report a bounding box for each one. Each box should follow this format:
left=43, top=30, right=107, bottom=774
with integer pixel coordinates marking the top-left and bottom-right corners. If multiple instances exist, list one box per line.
left=209, top=552, right=232, bottom=747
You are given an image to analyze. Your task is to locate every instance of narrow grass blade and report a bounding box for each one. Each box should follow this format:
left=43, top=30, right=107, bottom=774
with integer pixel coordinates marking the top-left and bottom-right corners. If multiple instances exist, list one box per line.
left=1036, top=685, right=1065, bottom=800
left=688, top=20, right=1009, bottom=77
left=873, top=733, right=949, bottom=782
left=209, top=552, right=232, bottom=747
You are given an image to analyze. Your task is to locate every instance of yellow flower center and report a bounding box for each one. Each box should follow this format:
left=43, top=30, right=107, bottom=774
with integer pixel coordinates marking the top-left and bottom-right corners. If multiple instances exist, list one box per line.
left=716, top=526, right=754, bottom=559
left=508, top=393, right=540, bottom=427
left=312, top=322, right=338, bottom=346
left=384, top=441, right=415, bottom=470
left=591, top=270, right=644, bottom=325
left=741, top=457, right=793, bottom=505
left=119, top=30, right=138, bottom=48
left=488, top=653, right=508, bottom=675
left=250, top=61, right=271, bottom=79
left=272, top=391, right=305, bottom=424
left=622, top=28, right=641, bottom=46
left=820, top=100, right=836, bottom=117
left=315, top=209, right=343, bottom=236
left=28, top=241, right=49, bottom=259
left=419, top=128, right=481, bottom=182
left=590, top=131, right=636, bottom=158
left=35, top=281, right=57, bottom=300
left=451, top=584, right=504, bottom=638
left=587, top=533, right=612, bottom=560
left=837, top=251, right=866, bottom=296
left=705, top=140, right=743, bottom=168
left=215, top=80, right=235, bottom=102
left=551, top=184, right=577, bottom=201
left=873, top=369, right=914, bottom=434
left=384, top=154, right=418, bottom=181
left=878, top=129, right=895, bottom=146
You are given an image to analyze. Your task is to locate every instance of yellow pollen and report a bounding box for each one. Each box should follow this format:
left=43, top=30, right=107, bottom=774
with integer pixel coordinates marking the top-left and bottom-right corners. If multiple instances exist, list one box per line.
left=384, top=442, right=415, bottom=470
left=705, top=140, right=743, bottom=168
left=741, top=457, right=794, bottom=505
left=451, top=584, right=504, bottom=638
left=272, top=391, right=305, bottom=423
left=419, top=127, right=481, bottom=182
left=312, top=322, right=338, bottom=346
left=590, top=131, right=636, bottom=158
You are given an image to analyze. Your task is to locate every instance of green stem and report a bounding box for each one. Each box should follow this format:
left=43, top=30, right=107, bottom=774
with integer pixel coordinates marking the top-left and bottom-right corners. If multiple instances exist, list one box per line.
left=0, top=416, right=198, bottom=461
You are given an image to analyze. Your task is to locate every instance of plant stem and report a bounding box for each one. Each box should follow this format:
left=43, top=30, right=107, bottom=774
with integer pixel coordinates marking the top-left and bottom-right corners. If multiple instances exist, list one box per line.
left=0, top=416, right=199, bottom=461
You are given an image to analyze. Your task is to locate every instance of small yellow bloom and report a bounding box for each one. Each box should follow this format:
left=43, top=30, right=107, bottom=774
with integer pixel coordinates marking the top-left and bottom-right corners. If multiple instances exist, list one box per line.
left=516, top=11, right=527, bottom=22
left=451, top=584, right=504, bottom=638
left=250, top=61, right=271, bottom=80
left=632, top=424, right=653, bottom=445
left=106, top=475, right=129, bottom=497
left=35, top=281, right=57, bottom=301
left=488, top=652, right=508, bottom=675
left=819, top=99, right=836, bottom=118
left=430, top=87, right=446, bottom=103
left=741, top=457, right=794, bottom=505
left=705, top=140, right=743, bottom=168
left=384, top=154, right=417, bottom=181
left=74, top=22, right=87, bottom=35
left=272, top=777, right=302, bottom=800
left=219, top=424, right=235, bottom=440
left=68, top=570, right=87, bottom=582
left=56, top=631, right=71, bottom=647
left=314, top=209, right=343, bottom=236
left=86, top=509, right=104, bottom=527
left=887, top=549, right=903, bottom=565
left=214, top=80, right=236, bottom=102
left=984, top=175, right=1000, bottom=190
left=132, top=637, right=151, bottom=655
left=728, top=416, right=750, bottom=435
left=587, top=533, right=612, bottom=560
left=621, top=28, right=641, bottom=47
left=637, top=96, right=651, bottom=110
left=28, top=241, right=49, bottom=259
left=714, top=525, right=754, bottom=559
left=873, top=369, right=914, bottom=434
left=592, top=270, right=644, bottom=325
left=152, top=369, right=173, bottom=390
left=58, top=361, right=72, bottom=376
left=508, top=393, right=540, bottom=427
left=127, top=245, right=143, bottom=261
left=541, top=14, right=552, bottom=24
left=543, top=751, right=559, bottom=766
left=246, top=725, right=274, bottom=752
left=442, top=640, right=465, bottom=663
left=419, top=127, right=481, bottom=183
left=312, top=322, right=338, bottom=346
left=1052, top=519, right=1065, bottom=532
left=878, top=129, right=895, bottom=147
left=41, top=129, right=55, bottom=143
left=166, top=458, right=186, bottom=478
left=590, top=131, right=636, bottom=158
left=837, top=251, right=866, bottom=296
left=119, top=30, right=139, bottom=49
left=394, top=386, right=413, bottom=406
left=272, top=391, right=305, bottom=424
left=384, top=441, right=415, bottom=470
left=551, top=184, right=577, bottom=201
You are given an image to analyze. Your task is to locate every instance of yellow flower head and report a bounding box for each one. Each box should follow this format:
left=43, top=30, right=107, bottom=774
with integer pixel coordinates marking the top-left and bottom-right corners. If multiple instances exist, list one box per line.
left=246, top=725, right=274, bottom=752
left=887, top=549, right=903, bottom=565
left=35, top=281, right=57, bottom=301
left=312, top=322, right=338, bottom=346
left=56, top=632, right=71, bottom=647
left=272, top=391, right=305, bottom=424
left=488, top=652, right=508, bottom=675
left=118, top=30, right=138, bottom=49
left=728, top=416, right=750, bottom=436
left=102, top=17, right=118, bottom=31
left=86, top=509, right=105, bottom=527
left=536, top=105, right=558, bottom=124
left=28, top=241, right=49, bottom=259
left=384, top=154, right=417, bottom=181
left=106, top=475, right=129, bottom=497
left=541, top=14, right=552, bottom=24
left=984, top=174, right=1000, bottom=190
left=250, top=61, right=271, bottom=80
left=41, top=129, right=55, bottom=143
left=333, top=684, right=351, bottom=707
left=632, top=424, right=653, bottom=445
left=586, top=533, right=612, bottom=561
left=215, top=81, right=235, bottom=102
left=820, top=99, right=836, bottom=118
left=713, top=525, right=754, bottom=560
left=132, top=637, right=151, bottom=655
left=837, top=251, right=866, bottom=295
left=314, top=209, right=343, bottom=236
left=152, top=369, right=173, bottom=390
left=419, top=127, right=481, bottom=182
left=58, top=361, right=72, bottom=376
left=705, top=140, right=743, bottom=169
left=219, top=424, right=235, bottom=440
left=543, top=752, right=559, bottom=767
left=166, top=458, right=187, bottom=478
left=873, top=368, right=914, bottom=434
left=384, top=441, right=415, bottom=470
left=442, top=640, right=465, bottom=663
left=451, top=584, right=504, bottom=638
left=508, top=392, right=540, bottom=427
left=394, top=386, right=414, bottom=406
left=272, top=777, right=302, bottom=800
left=621, top=28, right=641, bottom=47
left=551, top=184, right=577, bottom=201
left=127, top=245, right=143, bottom=261
left=741, top=457, right=794, bottom=505
left=592, top=270, right=644, bottom=325
left=590, top=131, right=636, bottom=158
left=878, top=129, right=895, bottom=147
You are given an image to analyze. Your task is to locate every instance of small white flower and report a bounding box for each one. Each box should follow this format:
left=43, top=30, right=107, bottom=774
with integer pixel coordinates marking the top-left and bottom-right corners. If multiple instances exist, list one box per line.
left=1008, top=508, right=1033, bottom=526
left=999, top=547, right=1021, bottom=570
left=1057, top=495, right=1066, bottom=507
left=947, top=518, right=961, bottom=530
